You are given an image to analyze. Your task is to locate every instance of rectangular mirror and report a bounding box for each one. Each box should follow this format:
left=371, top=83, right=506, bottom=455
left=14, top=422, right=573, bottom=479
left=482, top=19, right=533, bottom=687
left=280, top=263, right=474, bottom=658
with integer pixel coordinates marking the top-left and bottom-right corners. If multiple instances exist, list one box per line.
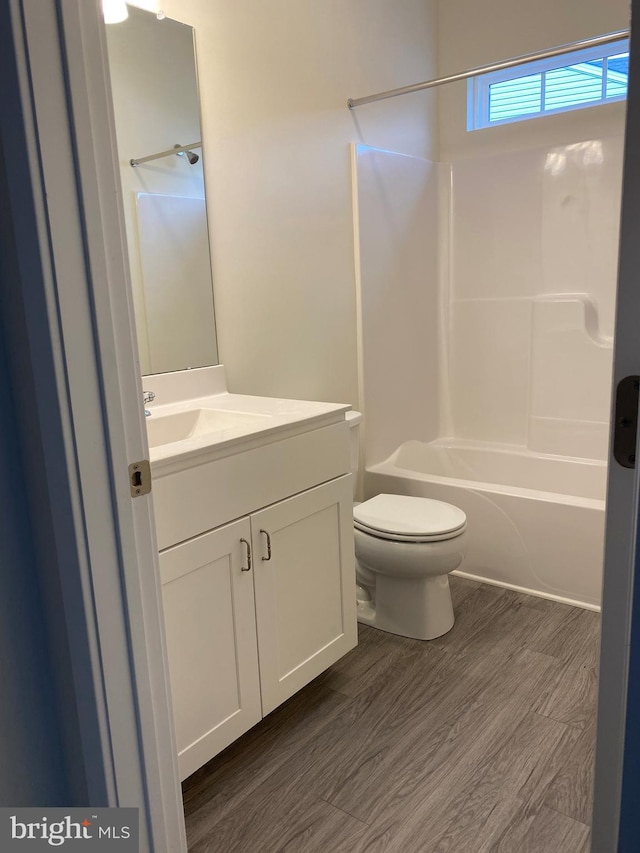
left=105, top=5, right=218, bottom=376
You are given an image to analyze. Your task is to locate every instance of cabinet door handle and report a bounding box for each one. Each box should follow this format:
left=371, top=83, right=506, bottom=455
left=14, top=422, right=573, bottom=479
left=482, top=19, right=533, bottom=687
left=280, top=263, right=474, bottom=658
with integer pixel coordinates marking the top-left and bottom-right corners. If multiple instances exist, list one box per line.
left=260, top=529, right=272, bottom=561
left=240, top=538, right=252, bottom=572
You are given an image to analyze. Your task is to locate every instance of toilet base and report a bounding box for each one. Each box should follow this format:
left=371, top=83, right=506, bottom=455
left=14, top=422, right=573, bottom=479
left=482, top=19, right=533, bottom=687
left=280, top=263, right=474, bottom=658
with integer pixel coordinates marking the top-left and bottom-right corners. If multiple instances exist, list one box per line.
left=357, top=573, right=455, bottom=641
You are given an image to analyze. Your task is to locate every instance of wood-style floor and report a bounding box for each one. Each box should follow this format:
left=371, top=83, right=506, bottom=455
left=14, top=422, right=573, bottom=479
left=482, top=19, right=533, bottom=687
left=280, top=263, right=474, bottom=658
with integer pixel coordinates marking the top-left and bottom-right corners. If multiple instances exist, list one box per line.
left=182, top=576, right=600, bottom=852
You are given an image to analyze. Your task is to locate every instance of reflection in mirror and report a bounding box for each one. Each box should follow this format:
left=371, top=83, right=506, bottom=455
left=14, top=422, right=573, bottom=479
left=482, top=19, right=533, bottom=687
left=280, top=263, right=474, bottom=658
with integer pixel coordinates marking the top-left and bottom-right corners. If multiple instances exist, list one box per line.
left=106, top=6, right=218, bottom=376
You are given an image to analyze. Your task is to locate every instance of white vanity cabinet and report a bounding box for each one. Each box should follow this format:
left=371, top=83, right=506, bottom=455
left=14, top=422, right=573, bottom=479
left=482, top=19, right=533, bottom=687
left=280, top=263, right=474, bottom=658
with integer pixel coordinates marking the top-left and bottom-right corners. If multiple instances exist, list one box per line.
left=154, top=420, right=357, bottom=781
left=251, top=476, right=355, bottom=715
left=160, top=518, right=262, bottom=780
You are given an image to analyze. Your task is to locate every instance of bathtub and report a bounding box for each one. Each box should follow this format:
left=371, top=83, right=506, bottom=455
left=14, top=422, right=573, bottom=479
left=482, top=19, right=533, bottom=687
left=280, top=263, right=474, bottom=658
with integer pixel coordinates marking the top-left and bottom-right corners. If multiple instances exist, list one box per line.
left=364, top=440, right=606, bottom=609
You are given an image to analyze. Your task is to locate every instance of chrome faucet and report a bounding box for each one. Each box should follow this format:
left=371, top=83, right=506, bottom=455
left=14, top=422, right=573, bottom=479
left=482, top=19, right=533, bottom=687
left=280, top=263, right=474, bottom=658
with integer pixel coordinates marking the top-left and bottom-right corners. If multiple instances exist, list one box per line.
left=143, top=390, right=155, bottom=417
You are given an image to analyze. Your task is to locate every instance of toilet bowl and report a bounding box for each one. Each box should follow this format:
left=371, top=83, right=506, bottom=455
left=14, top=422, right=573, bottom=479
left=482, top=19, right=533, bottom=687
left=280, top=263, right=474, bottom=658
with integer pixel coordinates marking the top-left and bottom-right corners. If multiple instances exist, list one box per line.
left=353, top=493, right=467, bottom=641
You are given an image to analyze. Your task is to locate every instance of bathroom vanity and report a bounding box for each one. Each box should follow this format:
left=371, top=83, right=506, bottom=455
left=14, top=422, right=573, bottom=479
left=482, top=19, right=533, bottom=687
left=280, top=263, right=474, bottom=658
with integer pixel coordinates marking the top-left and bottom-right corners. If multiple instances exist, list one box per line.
left=147, top=368, right=357, bottom=780
left=106, top=9, right=357, bottom=783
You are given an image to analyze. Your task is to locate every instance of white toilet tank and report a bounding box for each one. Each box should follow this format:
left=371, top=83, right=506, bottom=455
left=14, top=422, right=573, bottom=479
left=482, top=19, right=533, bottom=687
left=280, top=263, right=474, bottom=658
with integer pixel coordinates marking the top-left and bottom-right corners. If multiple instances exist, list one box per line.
left=345, top=410, right=362, bottom=499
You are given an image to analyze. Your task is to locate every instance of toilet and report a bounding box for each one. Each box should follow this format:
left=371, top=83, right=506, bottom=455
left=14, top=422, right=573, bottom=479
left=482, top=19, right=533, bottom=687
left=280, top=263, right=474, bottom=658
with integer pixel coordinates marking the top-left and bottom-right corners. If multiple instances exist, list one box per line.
left=346, top=411, right=468, bottom=641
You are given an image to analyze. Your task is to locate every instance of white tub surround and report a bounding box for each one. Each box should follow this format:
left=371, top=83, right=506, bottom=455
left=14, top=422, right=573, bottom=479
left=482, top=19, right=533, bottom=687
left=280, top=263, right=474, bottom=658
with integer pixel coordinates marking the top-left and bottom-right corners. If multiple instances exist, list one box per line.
left=354, top=138, right=620, bottom=469
left=143, top=366, right=357, bottom=780
left=447, top=138, right=621, bottom=462
left=354, top=136, right=621, bottom=617
left=366, top=440, right=605, bottom=610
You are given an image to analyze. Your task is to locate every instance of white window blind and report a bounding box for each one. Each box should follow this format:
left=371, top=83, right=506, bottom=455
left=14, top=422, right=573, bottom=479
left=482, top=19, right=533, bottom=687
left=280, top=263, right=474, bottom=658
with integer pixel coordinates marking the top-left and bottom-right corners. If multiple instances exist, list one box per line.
left=468, top=39, right=629, bottom=130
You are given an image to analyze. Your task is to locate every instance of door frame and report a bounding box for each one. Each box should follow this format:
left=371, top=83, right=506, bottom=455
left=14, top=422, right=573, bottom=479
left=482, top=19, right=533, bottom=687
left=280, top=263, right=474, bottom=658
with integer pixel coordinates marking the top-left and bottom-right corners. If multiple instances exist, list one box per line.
left=0, top=1, right=186, bottom=849
left=592, top=2, right=640, bottom=850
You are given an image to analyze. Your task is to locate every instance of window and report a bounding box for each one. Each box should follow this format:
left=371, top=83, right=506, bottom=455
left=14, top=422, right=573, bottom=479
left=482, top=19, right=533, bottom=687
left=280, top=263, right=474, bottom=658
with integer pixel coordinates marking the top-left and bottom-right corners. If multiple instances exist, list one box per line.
left=467, top=39, right=629, bottom=130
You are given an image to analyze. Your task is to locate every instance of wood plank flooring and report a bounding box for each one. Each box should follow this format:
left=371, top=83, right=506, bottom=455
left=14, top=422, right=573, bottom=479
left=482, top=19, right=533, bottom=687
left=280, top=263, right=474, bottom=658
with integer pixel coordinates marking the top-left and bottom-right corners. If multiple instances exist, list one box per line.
left=182, top=577, right=600, bottom=852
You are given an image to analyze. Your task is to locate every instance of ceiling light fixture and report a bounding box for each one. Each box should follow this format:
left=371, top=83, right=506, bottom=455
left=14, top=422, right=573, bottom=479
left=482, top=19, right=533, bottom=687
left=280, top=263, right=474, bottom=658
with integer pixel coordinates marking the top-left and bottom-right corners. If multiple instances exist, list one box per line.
left=102, top=0, right=129, bottom=24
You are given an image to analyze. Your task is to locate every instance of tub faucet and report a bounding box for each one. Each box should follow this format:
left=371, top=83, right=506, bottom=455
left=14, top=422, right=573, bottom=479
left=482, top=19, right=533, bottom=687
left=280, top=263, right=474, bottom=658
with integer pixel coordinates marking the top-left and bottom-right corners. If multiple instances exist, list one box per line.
left=143, top=390, right=155, bottom=417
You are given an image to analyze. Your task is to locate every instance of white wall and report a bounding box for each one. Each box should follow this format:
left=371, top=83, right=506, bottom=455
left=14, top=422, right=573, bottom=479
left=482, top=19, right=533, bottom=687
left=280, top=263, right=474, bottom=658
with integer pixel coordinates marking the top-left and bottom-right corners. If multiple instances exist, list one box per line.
left=151, top=0, right=440, bottom=406
left=439, top=0, right=627, bottom=459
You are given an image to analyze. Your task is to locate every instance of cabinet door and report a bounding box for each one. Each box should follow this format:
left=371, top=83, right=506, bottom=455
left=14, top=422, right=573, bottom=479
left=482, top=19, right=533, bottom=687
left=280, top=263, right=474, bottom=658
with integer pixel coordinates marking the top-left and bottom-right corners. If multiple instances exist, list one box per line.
left=251, top=475, right=357, bottom=714
left=160, top=518, right=262, bottom=780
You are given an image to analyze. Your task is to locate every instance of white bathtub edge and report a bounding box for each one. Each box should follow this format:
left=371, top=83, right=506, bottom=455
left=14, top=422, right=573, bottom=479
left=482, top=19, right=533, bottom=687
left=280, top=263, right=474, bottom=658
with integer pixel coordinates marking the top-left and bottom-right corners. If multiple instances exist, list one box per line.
left=451, top=569, right=601, bottom=613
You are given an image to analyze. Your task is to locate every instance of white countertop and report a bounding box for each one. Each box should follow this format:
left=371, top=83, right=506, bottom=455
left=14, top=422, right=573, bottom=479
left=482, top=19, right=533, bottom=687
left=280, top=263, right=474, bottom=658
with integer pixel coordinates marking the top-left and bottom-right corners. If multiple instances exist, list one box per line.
left=146, top=391, right=350, bottom=472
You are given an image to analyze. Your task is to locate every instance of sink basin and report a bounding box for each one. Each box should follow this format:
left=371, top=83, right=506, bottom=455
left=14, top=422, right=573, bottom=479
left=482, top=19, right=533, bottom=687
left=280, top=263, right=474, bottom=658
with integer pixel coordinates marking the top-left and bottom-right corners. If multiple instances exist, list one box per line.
left=146, top=408, right=271, bottom=448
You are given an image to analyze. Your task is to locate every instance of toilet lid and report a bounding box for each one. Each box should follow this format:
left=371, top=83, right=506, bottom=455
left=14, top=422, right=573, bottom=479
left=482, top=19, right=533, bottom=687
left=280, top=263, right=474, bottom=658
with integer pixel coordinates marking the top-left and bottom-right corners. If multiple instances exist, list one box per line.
left=353, top=494, right=466, bottom=539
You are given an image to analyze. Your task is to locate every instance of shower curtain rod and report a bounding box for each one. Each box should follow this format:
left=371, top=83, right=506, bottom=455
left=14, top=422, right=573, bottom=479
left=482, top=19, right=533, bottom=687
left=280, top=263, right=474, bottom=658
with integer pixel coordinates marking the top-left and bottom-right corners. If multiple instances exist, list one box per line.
left=347, top=29, right=630, bottom=109
left=130, top=141, right=202, bottom=167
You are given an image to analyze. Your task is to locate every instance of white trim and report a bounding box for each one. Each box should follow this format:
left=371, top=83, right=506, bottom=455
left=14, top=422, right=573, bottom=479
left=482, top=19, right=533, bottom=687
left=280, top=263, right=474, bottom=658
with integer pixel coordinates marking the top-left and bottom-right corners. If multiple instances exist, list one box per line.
left=351, top=142, right=366, bottom=502
left=3, top=0, right=186, bottom=848
left=57, top=3, right=186, bottom=849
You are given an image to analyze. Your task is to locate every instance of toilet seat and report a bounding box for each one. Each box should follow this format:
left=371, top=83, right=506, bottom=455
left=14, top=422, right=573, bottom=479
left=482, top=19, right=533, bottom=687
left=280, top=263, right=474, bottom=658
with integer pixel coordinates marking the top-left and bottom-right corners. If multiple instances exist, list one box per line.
left=354, top=522, right=466, bottom=543
left=353, top=494, right=467, bottom=544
